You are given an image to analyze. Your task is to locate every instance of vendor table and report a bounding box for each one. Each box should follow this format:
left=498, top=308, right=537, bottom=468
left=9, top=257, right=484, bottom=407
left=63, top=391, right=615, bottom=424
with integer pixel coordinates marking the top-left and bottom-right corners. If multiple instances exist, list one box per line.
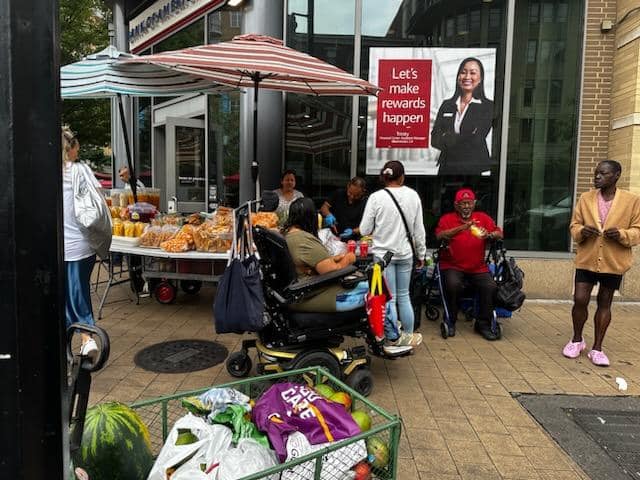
left=97, top=243, right=228, bottom=318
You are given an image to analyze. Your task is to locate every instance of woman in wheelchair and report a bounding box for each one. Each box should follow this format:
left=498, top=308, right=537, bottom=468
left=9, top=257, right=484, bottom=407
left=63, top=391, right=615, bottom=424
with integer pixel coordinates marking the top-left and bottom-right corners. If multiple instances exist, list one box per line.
left=435, top=188, right=503, bottom=340
left=282, top=197, right=364, bottom=313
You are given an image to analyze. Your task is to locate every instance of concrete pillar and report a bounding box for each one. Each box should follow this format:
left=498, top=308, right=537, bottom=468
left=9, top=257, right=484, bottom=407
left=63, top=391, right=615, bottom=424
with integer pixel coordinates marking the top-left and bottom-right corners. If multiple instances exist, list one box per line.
left=609, top=3, right=640, bottom=192
left=239, top=0, right=284, bottom=202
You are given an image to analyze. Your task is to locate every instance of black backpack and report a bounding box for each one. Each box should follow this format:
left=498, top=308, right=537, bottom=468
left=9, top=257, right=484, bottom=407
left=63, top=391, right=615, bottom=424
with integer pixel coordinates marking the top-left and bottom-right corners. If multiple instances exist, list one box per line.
left=489, top=243, right=526, bottom=311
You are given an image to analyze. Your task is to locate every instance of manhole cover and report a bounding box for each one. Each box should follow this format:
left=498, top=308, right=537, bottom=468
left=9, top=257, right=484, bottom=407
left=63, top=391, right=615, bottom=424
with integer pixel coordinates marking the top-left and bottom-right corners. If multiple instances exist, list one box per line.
left=134, top=340, right=228, bottom=373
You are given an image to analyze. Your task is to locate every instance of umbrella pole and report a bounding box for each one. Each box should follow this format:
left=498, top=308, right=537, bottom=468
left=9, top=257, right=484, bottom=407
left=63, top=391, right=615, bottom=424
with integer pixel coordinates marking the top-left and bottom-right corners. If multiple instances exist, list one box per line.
left=117, top=93, right=138, bottom=202
left=252, top=76, right=260, bottom=200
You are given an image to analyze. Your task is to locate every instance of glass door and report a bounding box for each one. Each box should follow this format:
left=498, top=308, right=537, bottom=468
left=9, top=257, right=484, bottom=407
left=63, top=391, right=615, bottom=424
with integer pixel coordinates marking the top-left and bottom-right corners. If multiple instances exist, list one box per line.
left=165, top=117, right=206, bottom=213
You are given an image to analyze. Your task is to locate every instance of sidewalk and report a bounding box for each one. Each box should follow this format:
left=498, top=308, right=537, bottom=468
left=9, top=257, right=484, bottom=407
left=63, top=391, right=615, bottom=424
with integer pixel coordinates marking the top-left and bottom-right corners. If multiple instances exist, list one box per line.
left=89, top=283, right=640, bottom=479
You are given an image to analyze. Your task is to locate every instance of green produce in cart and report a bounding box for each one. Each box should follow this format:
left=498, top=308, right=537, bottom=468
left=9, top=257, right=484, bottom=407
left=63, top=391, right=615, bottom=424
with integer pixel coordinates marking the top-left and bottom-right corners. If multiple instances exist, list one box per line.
left=72, top=402, right=154, bottom=480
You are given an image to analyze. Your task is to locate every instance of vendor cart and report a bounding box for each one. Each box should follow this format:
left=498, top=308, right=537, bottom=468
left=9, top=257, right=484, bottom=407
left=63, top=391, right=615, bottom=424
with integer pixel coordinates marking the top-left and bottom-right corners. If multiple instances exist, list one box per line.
left=98, top=243, right=228, bottom=316
left=130, top=366, right=401, bottom=480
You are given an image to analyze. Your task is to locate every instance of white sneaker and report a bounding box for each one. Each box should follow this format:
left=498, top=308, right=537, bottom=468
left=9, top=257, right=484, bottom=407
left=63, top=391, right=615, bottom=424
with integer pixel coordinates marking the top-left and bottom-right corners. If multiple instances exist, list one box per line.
left=388, top=332, right=423, bottom=347
left=383, top=344, right=413, bottom=356
left=80, top=338, right=98, bottom=361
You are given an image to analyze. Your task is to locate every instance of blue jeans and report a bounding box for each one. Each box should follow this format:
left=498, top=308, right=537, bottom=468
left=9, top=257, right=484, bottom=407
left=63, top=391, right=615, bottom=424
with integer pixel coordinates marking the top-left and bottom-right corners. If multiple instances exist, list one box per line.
left=65, top=255, right=96, bottom=329
left=383, top=257, right=415, bottom=334
left=336, top=280, right=400, bottom=340
left=335, top=281, right=369, bottom=311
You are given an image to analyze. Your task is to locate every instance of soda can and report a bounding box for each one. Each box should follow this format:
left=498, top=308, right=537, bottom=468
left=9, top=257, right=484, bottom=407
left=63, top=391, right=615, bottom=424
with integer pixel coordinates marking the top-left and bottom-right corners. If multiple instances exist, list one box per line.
left=359, top=240, right=369, bottom=258
left=347, top=240, right=357, bottom=254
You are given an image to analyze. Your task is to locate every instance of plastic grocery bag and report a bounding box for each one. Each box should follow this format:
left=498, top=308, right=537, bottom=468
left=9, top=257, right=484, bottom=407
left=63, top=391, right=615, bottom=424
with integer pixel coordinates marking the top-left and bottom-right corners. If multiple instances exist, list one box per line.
left=318, top=228, right=347, bottom=256
left=217, top=438, right=279, bottom=480
left=147, top=414, right=232, bottom=480
left=281, top=432, right=367, bottom=480
left=252, top=383, right=361, bottom=462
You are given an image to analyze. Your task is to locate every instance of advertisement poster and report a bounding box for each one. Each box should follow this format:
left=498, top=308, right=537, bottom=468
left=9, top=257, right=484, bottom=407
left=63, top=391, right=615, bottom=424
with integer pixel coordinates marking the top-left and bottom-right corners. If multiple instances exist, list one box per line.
left=367, top=48, right=497, bottom=176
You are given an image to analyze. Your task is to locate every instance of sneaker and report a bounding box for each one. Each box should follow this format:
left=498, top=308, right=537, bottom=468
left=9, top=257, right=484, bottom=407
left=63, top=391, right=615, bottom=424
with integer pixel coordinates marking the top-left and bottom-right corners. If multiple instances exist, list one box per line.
left=587, top=349, right=610, bottom=367
left=80, top=338, right=98, bottom=361
left=562, top=339, right=586, bottom=359
left=388, top=332, right=423, bottom=347
left=382, top=344, right=413, bottom=356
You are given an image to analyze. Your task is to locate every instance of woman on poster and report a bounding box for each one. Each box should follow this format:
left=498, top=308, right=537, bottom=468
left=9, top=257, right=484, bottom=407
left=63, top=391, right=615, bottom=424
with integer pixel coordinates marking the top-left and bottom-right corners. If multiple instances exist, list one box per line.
left=430, top=57, right=494, bottom=176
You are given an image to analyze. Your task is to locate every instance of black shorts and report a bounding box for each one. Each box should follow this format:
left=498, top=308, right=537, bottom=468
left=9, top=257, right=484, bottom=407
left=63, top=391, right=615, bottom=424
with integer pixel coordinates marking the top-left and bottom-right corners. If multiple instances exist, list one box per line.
left=575, top=269, right=623, bottom=290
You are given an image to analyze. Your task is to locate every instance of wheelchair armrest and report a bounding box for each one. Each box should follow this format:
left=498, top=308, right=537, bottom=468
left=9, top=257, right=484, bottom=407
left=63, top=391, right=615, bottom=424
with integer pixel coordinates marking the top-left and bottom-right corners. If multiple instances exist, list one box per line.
left=285, top=265, right=358, bottom=295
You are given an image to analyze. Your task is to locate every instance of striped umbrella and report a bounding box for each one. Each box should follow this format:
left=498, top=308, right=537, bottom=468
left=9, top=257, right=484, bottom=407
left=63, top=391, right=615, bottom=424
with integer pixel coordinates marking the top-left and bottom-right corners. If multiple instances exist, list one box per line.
left=60, top=45, right=227, bottom=98
left=61, top=46, right=229, bottom=199
left=127, top=34, right=380, bottom=195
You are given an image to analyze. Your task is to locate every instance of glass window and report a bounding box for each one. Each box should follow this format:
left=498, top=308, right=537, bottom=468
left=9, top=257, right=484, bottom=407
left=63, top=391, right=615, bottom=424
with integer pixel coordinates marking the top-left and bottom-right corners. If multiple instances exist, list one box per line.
left=527, top=40, right=537, bottom=63
left=529, top=2, right=540, bottom=23
left=285, top=0, right=355, bottom=204
left=358, top=0, right=507, bottom=247
left=457, top=13, right=468, bottom=35
left=207, top=9, right=243, bottom=207
left=504, top=0, right=584, bottom=252
left=523, top=80, right=535, bottom=107
left=230, top=11, right=241, bottom=28
left=136, top=97, right=152, bottom=187
left=153, top=18, right=204, bottom=52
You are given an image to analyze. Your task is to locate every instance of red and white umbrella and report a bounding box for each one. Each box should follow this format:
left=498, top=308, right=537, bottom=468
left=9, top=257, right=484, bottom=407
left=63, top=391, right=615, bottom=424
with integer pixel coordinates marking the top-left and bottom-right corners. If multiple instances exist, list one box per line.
left=127, top=34, right=380, bottom=195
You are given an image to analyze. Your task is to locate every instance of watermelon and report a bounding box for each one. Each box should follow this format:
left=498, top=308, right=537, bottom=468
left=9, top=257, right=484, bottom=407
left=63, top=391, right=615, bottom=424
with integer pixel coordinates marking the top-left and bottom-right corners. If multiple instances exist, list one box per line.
left=72, top=402, right=154, bottom=480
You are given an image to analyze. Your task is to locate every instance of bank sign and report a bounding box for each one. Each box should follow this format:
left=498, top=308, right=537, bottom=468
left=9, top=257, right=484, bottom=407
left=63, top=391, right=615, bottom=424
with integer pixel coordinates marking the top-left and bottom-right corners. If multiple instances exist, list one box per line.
left=129, top=0, right=224, bottom=53
left=375, top=59, right=432, bottom=149
left=366, top=47, right=496, bottom=176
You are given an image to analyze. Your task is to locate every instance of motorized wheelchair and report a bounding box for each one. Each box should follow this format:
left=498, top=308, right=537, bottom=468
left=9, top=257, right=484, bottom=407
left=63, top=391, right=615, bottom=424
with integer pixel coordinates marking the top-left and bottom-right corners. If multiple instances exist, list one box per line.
left=224, top=202, right=409, bottom=396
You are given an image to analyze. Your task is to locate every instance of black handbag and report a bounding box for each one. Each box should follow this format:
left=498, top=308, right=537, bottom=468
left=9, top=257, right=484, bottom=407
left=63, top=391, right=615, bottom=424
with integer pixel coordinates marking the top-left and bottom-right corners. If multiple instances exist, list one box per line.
left=214, top=212, right=267, bottom=334
left=383, top=189, right=424, bottom=328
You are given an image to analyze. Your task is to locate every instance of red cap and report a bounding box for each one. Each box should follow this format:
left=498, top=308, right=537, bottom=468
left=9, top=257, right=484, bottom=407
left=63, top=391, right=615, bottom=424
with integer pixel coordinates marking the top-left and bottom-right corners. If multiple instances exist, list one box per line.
left=454, top=188, right=476, bottom=203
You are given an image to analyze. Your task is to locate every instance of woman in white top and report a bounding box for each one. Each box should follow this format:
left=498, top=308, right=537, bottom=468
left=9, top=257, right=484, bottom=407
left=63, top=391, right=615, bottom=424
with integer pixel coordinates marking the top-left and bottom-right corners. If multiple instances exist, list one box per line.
left=360, top=161, right=426, bottom=346
left=275, top=169, right=304, bottom=223
left=62, top=126, right=100, bottom=358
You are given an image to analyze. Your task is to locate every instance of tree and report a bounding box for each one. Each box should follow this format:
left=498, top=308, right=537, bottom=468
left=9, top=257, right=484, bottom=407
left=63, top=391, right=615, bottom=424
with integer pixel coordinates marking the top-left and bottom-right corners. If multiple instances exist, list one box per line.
left=60, top=0, right=112, bottom=170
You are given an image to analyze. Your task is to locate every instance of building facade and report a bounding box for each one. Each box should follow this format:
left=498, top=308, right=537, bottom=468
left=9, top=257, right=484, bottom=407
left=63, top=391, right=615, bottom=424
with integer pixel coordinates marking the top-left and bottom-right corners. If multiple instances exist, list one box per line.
left=122, top=0, right=640, bottom=298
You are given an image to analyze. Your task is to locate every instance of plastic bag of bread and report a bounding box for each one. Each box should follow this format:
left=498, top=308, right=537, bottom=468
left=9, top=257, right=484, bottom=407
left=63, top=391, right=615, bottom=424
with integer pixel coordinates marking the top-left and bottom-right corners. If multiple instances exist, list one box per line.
left=119, top=206, right=130, bottom=221
left=194, top=221, right=233, bottom=252
left=140, top=225, right=162, bottom=247
left=251, top=212, right=279, bottom=229
left=160, top=237, right=190, bottom=252
left=163, top=213, right=183, bottom=226
left=174, top=224, right=196, bottom=250
left=158, top=225, right=180, bottom=243
left=212, top=207, right=233, bottom=228
left=185, top=212, right=205, bottom=226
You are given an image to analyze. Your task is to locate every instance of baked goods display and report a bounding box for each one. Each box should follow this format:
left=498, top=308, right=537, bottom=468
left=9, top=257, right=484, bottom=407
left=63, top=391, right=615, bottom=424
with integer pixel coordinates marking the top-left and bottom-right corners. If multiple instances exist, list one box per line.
left=193, top=221, right=233, bottom=253
left=251, top=211, right=278, bottom=229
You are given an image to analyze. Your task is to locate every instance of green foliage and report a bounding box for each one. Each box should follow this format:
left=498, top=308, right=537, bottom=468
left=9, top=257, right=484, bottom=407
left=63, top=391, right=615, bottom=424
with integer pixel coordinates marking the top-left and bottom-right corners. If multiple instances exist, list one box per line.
left=60, top=0, right=112, bottom=158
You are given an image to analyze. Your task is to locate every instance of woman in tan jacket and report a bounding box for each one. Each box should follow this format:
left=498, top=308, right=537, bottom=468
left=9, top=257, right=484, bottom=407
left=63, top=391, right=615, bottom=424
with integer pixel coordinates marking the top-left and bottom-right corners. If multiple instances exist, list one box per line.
left=563, top=160, right=640, bottom=366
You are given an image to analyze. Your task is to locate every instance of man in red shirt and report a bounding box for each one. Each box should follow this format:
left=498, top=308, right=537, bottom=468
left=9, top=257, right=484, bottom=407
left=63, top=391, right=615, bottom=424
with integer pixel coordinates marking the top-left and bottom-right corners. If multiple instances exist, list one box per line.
left=435, top=188, right=503, bottom=340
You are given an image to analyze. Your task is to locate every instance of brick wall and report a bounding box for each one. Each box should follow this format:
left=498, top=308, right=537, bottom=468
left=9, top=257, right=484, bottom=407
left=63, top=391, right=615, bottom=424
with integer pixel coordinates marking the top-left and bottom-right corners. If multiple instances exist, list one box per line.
left=575, top=0, right=617, bottom=194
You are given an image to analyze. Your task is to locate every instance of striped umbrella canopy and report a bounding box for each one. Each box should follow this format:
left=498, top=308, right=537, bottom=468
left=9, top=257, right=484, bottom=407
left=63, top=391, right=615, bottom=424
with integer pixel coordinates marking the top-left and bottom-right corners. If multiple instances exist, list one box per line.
left=126, top=34, right=379, bottom=196
left=60, top=45, right=227, bottom=99
left=125, top=34, right=380, bottom=96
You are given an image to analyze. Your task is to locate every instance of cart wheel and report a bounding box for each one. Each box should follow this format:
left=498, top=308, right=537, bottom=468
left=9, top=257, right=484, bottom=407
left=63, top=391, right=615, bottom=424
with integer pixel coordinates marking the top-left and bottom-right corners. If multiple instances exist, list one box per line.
left=180, top=280, right=202, bottom=295
left=154, top=281, right=176, bottom=304
left=493, top=323, right=503, bottom=340
left=291, top=350, right=341, bottom=379
left=440, top=322, right=449, bottom=339
left=346, top=367, right=374, bottom=397
left=426, top=305, right=439, bottom=321
left=226, top=351, right=252, bottom=378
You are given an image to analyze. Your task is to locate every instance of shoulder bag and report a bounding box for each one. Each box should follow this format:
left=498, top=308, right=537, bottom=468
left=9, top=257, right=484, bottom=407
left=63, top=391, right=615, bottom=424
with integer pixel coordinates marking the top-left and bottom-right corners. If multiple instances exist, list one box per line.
left=383, top=188, right=425, bottom=328
left=214, top=209, right=267, bottom=334
left=71, top=162, right=112, bottom=259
